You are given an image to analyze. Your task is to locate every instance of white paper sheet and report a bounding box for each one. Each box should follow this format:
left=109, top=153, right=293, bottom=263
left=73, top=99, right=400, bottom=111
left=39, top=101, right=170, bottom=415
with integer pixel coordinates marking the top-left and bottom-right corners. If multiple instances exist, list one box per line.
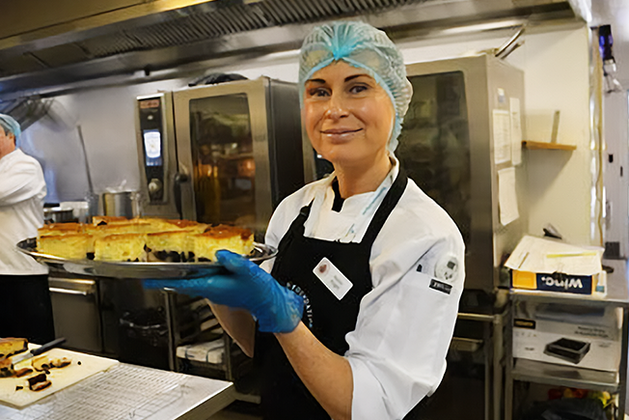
left=498, top=166, right=519, bottom=226
left=505, top=235, right=603, bottom=276
left=493, top=109, right=511, bottom=164
left=510, top=98, right=522, bottom=165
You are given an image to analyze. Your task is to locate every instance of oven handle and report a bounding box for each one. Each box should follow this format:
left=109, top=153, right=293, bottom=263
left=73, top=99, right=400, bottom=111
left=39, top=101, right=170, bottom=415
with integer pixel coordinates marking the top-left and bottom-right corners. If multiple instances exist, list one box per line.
left=49, top=287, right=93, bottom=297
left=173, top=172, right=189, bottom=218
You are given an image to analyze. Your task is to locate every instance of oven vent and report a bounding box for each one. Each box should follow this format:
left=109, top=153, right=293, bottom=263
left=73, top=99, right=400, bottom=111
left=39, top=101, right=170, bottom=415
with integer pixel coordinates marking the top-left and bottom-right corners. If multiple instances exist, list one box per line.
left=78, top=0, right=426, bottom=59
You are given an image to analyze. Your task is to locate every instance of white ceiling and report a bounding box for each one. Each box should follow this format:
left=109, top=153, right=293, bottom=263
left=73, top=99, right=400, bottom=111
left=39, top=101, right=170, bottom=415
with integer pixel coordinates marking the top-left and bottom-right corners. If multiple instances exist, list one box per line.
left=592, top=0, right=629, bottom=82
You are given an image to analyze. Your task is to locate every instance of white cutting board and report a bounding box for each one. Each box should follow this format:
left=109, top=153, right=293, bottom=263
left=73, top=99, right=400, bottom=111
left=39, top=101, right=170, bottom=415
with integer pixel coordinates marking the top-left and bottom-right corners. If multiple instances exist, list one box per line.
left=0, top=347, right=118, bottom=408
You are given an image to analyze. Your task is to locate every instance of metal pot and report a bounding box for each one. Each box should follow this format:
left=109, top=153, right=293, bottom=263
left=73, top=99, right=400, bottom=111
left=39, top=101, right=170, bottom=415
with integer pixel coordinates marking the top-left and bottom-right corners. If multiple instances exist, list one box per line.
left=44, top=207, right=75, bottom=223
left=102, top=191, right=141, bottom=218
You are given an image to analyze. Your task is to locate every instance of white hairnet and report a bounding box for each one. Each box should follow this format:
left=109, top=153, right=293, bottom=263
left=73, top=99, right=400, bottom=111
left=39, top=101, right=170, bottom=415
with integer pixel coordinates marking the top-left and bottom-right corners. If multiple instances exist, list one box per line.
left=0, top=113, right=21, bottom=148
left=299, top=21, right=412, bottom=152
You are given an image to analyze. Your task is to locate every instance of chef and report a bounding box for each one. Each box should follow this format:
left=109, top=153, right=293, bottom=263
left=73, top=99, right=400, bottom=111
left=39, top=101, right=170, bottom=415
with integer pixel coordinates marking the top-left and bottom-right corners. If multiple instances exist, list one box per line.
left=146, top=21, right=465, bottom=420
left=0, top=113, right=55, bottom=344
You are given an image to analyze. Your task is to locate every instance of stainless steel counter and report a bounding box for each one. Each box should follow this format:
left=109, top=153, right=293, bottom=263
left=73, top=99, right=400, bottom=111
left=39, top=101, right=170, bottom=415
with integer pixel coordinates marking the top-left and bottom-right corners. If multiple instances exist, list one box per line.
left=0, top=363, right=235, bottom=420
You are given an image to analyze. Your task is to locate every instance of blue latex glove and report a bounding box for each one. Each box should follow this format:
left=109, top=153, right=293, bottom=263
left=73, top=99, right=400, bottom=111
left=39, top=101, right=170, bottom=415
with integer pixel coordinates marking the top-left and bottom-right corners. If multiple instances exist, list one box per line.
left=144, top=250, right=304, bottom=333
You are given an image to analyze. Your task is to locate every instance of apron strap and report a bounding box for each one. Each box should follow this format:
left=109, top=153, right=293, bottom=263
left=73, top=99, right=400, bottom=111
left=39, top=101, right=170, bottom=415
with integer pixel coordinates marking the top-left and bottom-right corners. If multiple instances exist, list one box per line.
left=360, top=167, right=408, bottom=247
left=272, top=201, right=314, bottom=276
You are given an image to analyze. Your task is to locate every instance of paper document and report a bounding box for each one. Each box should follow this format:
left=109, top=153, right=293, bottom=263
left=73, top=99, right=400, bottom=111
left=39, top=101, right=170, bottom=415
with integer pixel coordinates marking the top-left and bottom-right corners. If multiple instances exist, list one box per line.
left=505, top=235, right=603, bottom=276
left=498, top=167, right=519, bottom=225
left=510, top=98, right=522, bottom=165
left=493, top=109, right=511, bottom=164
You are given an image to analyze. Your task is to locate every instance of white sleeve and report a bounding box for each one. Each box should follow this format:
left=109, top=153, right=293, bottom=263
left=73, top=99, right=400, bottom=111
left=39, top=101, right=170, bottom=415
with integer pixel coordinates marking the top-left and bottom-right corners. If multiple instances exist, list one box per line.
left=0, top=159, right=46, bottom=206
left=346, top=236, right=465, bottom=420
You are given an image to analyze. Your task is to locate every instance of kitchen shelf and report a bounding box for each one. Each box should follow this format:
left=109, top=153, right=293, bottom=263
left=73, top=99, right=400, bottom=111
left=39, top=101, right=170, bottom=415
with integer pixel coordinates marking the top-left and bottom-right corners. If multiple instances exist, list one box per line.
left=522, top=140, right=576, bottom=151
left=512, top=358, right=619, bottom=392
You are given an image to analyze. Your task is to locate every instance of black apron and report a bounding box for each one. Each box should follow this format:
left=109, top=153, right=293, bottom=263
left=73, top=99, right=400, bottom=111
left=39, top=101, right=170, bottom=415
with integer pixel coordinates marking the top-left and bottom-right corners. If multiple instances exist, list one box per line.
left=255, top=169, right=408, bottom=419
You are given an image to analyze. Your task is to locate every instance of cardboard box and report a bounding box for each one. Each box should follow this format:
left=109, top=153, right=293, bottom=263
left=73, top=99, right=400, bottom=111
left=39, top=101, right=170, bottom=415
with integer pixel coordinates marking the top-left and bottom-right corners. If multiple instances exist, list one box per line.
left=506, top=236, right=606, bottom=296
left=513, top=300, right=622, bottom=372
left=511, top=270, right=606, bottom=295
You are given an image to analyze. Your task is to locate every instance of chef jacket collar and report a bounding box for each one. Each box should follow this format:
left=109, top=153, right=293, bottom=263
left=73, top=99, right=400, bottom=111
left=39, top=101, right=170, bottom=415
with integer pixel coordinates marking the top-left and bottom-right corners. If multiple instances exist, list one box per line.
left=303, top=155, right=400, bottom=242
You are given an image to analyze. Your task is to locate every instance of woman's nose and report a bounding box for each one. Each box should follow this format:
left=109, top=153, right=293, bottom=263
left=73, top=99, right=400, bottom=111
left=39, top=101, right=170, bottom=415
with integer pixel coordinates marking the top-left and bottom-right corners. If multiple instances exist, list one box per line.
left=324, top=94, right=349, bottom=119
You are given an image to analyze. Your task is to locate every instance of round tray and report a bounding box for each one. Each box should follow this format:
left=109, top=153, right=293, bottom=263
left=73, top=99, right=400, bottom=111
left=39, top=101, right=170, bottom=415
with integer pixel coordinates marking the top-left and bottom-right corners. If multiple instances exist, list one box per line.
left=16, top=238, right=277, bottom=279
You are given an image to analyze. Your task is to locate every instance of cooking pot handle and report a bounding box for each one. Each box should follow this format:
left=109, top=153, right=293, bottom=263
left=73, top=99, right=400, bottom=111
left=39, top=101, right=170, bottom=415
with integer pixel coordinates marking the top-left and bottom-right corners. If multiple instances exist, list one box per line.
left=173, top=172, right=189, bottom=218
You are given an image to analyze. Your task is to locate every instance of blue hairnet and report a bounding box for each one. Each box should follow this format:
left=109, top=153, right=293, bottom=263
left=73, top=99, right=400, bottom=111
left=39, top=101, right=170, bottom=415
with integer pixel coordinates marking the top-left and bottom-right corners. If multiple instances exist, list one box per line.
left=299, top=21, right=413, bottom=152
left=0, top=113, right=21, bottom=148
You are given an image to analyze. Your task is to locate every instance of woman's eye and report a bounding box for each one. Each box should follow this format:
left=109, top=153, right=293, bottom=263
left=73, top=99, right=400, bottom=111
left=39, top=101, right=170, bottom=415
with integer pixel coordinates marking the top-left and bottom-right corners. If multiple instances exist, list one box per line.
left=349, top=84, right=368, bottom=94
left=307, top=87, right=329, bottom=97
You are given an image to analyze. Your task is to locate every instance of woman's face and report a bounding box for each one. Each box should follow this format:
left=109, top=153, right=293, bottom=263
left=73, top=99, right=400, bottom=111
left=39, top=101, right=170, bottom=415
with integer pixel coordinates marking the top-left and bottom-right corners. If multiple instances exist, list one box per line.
left=302, top=61, right=395, bottom=169
left=0, top=126, right=15, bottom=158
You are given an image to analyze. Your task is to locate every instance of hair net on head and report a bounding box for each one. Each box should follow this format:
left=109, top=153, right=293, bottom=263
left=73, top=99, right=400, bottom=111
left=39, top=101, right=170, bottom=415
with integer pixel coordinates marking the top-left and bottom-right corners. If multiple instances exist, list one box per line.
left=0, top=113, right=21, bottom=148
left=299, top=21, right=413, bottom=152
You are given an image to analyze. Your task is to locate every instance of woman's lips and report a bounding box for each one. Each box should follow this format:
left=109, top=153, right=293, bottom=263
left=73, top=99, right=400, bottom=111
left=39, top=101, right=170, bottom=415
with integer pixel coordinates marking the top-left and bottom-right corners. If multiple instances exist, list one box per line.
left=321, top=128, right=362, bottom=134
left=320, top=128, right=362, bottom=141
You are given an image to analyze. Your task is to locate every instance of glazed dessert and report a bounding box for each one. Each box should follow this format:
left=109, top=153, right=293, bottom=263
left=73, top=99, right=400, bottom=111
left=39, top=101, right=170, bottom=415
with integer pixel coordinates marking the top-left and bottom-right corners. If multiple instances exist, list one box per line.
left=36, top=218, right=254, bottom=262
left=0, top=358, right=13, bottom=378
left=192, top=224, right=254, bottom=262
left=94, top=233, right=147, bottom=261
left=38, top=233, right=92, bottom=260
left=0, top=338, right=28, bottom=359
left=37, top=223, right=83, bottom=239
left=27, top=373, right=51, bottom=391
left=146, top=231, right=195, bottom=262
left=91, top=215, right=128, bottom=226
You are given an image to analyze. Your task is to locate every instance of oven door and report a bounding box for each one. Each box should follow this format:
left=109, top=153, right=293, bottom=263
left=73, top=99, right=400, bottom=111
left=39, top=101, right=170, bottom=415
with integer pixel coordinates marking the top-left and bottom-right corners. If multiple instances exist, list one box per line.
left=49, top=276, right=103, bottom=354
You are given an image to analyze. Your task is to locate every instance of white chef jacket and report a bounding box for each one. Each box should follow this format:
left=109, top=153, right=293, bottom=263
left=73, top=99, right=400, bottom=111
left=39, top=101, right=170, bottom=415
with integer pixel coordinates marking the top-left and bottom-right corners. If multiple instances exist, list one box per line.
left=0, top=149, right=48, bottom=275
left=261, top=157, right=465, bottom=420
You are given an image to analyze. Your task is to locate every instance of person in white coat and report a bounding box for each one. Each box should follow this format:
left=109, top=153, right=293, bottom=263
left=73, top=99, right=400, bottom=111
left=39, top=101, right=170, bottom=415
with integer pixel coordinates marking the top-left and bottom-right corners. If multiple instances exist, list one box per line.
left=0, top=113, right=55, bottom=343
left=146, top=21, right=465, bottom=420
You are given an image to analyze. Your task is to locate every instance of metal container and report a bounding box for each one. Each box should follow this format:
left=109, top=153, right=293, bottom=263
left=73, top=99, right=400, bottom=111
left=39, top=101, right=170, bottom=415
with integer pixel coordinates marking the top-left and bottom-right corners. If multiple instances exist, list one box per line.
left=102, top=191, right=141, bottom=218
left=44, top=207, right=75, bottom=223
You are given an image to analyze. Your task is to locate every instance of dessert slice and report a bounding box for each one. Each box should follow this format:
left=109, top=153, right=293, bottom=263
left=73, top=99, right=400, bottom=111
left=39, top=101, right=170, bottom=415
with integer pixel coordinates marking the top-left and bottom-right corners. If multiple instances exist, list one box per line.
left=38, top=233, right=92, bottom=260
left=37, top=223, right=84, bottom=239
left=0, top=337, right=28, bottom=359
left=91, top=215, right=128, bottom=226
left=146, top=231, right=195, bottom=262
left=192, top=225, right=254, bottom=262
left=94, top=233, right=147, bottom=262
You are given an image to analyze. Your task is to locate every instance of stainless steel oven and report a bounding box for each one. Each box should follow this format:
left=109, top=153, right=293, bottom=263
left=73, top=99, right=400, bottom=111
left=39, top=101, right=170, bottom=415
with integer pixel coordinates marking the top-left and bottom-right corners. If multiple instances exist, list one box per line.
left=136, top=77, right=314, bottom=235
left=400, top=54, right=526, bottom=293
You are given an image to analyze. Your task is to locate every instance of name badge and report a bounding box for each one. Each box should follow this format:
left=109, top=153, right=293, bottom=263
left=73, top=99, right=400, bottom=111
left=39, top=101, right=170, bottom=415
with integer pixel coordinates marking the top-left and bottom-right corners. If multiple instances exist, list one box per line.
left=313, top=257, right=353, bottom=300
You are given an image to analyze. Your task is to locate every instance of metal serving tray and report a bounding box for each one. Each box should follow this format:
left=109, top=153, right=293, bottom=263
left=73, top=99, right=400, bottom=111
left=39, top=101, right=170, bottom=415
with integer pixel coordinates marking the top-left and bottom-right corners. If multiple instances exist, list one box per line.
left=16, top=238, right=276, bottom=279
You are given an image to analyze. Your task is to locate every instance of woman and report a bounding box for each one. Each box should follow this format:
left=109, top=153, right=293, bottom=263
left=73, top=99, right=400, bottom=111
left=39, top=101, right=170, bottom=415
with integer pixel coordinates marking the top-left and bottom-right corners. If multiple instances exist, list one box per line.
left=146, top=21, right=465, bottom=420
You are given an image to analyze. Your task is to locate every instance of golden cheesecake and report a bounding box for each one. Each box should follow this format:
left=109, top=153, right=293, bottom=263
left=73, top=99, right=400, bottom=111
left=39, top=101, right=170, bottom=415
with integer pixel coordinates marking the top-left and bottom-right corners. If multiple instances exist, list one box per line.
left=38, top=233, right=92, bottom=260
left=192, top=225, right=254, bottom=262
left=94, top=233, right=147, bottom=261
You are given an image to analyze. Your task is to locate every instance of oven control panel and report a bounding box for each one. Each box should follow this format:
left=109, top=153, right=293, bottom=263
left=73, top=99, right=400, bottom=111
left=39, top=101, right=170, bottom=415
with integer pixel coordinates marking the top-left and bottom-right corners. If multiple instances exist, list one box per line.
left=138, top=97, right=166, bottom=203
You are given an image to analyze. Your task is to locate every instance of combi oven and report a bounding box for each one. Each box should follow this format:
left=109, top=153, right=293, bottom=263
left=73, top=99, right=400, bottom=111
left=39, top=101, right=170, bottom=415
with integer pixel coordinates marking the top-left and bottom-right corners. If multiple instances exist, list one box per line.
left=135, top=77, right=314, bottom=235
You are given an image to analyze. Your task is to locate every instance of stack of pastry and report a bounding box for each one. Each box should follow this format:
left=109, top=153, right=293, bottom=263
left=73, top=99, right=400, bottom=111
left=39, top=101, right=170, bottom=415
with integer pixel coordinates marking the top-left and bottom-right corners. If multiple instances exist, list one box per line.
left=36, top=217, right=254, bottom=262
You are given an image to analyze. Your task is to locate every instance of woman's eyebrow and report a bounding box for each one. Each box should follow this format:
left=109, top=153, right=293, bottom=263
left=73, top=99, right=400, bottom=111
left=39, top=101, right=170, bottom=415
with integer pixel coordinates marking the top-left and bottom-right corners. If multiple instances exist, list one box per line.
left=306, top=78, right=326, bottom=84
left=345, top=74, right=371, bottom=82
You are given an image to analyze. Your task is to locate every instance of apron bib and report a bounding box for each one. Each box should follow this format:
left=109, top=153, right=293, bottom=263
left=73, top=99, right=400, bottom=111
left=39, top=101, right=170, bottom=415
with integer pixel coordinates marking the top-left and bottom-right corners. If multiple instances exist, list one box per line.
left=255, top=170, right=408, bottom=420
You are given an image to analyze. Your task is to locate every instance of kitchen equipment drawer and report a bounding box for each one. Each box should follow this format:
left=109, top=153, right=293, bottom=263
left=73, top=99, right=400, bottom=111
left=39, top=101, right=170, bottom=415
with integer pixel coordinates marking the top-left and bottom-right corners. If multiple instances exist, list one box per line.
left=49, top=277, right=102, bottom=354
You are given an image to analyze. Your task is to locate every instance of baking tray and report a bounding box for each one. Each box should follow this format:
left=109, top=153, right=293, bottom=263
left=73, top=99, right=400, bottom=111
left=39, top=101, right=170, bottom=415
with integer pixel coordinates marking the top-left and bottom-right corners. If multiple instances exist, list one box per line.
left=16, top=238, right=277, bottom=279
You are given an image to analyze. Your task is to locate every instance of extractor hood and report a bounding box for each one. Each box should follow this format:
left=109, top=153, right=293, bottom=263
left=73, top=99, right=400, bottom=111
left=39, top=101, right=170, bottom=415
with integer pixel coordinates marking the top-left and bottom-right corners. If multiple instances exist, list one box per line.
left=0, top=0, right=588, bottom=100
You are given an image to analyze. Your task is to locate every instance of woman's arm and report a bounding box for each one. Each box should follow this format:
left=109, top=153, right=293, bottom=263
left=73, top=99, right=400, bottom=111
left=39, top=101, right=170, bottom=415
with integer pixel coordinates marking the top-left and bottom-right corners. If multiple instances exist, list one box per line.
left=207, top=301, right=256, bottom=357
left=0, top=160, right=45, bottom=205
left=276, top=322, right=353, bottom=420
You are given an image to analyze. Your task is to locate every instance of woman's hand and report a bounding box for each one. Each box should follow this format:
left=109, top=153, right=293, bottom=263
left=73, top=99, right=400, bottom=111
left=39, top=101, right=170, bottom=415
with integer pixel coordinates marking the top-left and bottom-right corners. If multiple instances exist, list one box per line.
left=144, top=250, right=304, bottom=333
